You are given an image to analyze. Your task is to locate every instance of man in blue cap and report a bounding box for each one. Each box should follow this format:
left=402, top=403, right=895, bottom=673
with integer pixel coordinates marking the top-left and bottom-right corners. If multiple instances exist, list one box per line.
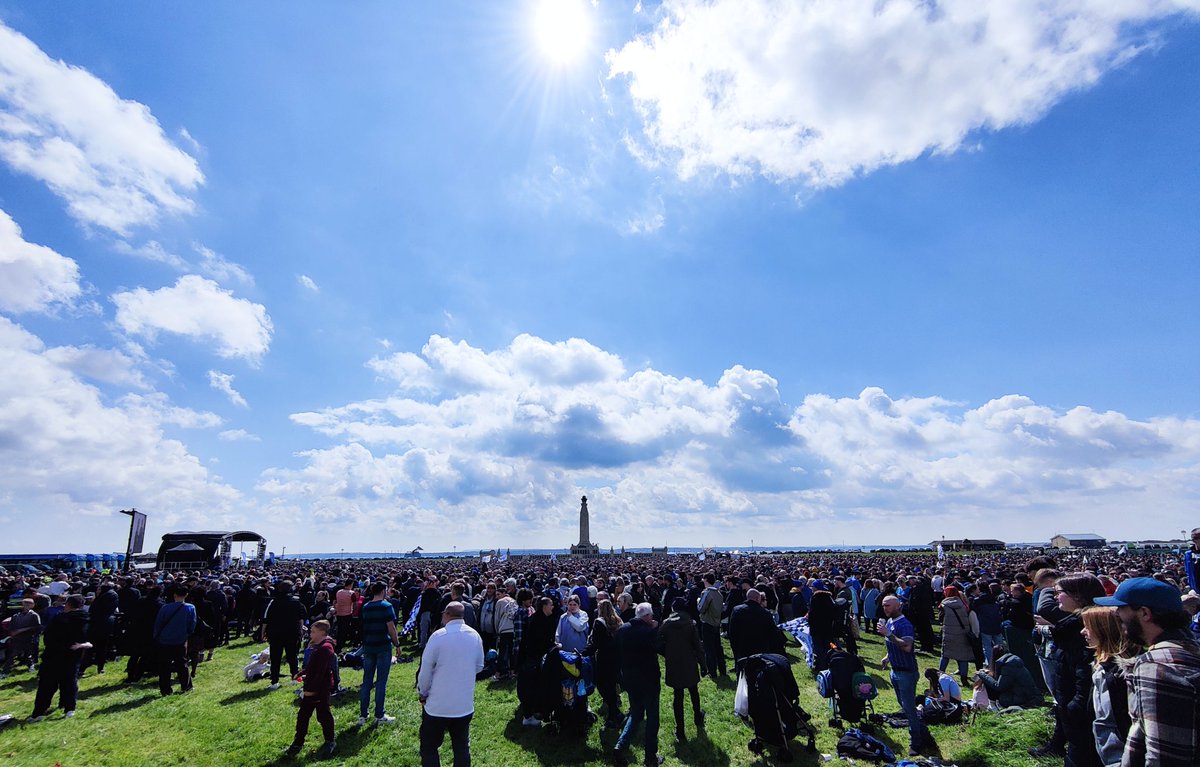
left=1096, top=577, right=1200, bottom=766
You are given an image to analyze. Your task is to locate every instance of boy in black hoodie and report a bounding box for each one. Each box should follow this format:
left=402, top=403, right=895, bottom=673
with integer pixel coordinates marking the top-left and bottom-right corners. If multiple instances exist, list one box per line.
left=286, top=619, right=337, bottom=758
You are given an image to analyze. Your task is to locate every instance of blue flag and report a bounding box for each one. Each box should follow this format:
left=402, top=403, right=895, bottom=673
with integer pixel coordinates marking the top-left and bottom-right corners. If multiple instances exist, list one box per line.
left=402, top=592, right=422, bottom=635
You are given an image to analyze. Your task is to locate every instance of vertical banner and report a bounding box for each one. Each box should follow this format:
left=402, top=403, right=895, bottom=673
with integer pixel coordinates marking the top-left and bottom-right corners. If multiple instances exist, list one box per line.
left=129, top=510, right=147, bottom=554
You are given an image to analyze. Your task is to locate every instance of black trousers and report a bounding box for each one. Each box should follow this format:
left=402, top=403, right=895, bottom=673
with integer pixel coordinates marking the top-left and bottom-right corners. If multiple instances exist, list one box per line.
left=157, top=642, right=191, bottom=695
left=671, top=686, right=702, bottom=732
left=420, top=710, right=472, bottom=767
left=33, top=659, right=79, bottom=715
left=700, top=622, right=726, bottom=676
left=269, top=635, right=301, bottom=684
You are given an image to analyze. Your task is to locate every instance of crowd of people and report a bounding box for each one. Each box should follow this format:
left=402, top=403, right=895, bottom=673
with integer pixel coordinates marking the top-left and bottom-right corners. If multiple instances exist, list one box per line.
left=2, top=532, right=1199, bottom=766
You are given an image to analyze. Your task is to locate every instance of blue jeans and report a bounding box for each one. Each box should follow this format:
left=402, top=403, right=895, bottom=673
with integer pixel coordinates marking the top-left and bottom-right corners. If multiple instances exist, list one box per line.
left=980, top=633, right=1003, bottom=668
left=360, top=647, right=393, bottom=719
left=617, top=682, right=660, bottom=759
left=890, top=669, right=929, bottom=748
left=938, top=657, right=970, bottom=684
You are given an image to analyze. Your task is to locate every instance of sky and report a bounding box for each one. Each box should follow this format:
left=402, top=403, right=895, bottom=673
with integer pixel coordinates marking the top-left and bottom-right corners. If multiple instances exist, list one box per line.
left=0, top=1, right=1198, bottom=555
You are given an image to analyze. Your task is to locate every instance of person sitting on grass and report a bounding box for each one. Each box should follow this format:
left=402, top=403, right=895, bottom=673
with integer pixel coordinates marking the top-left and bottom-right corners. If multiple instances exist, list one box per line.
left=974, top=641, right=1042, bottom=709
left=286, top=619, right=337, bottom=759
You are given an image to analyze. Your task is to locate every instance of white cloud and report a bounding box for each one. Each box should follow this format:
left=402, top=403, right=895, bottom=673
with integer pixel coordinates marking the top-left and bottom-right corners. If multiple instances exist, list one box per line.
left=112, top=239, right=190, bottom=270
left=0, top=316, right=238, bottom=550
left=0, top=207, right=80, bottom=313
left=218, top=428, right=260, bottom=442
left=297, top=274, right=319, bottom=292
left=208, top=370, right=248, bottom=408
left=43, top=344, right=147, bottom=388
left=0, top=21, right=203, bottom=234
left=608, top=1, right=1200, bottom=186
left=112, top=275, right=273, bottom=361
left=196, top=244, right=253, bottom=286
left=266, top=333, right=1200, bottom=548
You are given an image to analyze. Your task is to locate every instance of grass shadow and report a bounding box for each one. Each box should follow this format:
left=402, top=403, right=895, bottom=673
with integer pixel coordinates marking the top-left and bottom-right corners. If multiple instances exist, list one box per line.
left=672, top=730, right=732, bottom=767
left=89, top=693, right=157, bottom=716
left=220, top=686, right=276, bottom=706
left=502, top=716, right=606, bottom=765
left=78, top=680, right=131, bottom=699
left=0, top=677, right=39, bottom=693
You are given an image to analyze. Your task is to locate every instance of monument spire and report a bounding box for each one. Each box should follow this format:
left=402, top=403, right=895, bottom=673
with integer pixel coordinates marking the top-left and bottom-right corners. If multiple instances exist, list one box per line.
left=579, top=495, right=589, bottom=546
left=569, top=494, right=599, bottom=557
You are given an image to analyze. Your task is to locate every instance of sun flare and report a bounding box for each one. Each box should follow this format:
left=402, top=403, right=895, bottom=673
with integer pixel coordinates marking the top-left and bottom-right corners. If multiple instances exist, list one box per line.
left=533, top=0, right=591, bottom=65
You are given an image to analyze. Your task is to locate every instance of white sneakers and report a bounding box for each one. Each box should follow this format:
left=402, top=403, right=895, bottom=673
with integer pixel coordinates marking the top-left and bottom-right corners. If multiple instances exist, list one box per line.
left=376, top=714, right=396, bottom=724
left=268, top=683, right=281, bottom=690
left=64, top=711, right=75, bottom=718
left=355, top=716, right=368, bottom=727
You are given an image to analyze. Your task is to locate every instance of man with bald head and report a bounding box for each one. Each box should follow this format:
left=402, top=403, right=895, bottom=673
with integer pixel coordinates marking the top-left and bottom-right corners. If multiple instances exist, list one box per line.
left=727, top=588, right=785, bottom=670
left=417, top=601, right=484, bottom=767
left=878, top=594, right=931, bottom=757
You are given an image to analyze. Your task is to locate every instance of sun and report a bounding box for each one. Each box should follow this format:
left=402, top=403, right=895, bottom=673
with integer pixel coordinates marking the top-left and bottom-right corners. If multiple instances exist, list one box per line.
left=533, top=0, right=592, bottom=65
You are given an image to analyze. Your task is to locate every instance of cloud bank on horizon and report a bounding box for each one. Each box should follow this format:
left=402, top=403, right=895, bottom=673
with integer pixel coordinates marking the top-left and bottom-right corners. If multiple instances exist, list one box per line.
left=0, top=4, right=1197, bottom=552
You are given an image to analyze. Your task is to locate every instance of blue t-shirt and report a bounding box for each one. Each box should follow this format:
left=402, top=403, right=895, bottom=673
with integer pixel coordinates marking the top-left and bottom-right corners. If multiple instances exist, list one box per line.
left=360, top=600, right=397, bottom=652
left=884, top=615, right=918, bottom=672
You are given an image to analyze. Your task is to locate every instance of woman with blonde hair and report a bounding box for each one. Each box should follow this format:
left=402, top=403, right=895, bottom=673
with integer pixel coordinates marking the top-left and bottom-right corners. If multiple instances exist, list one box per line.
left=1080, top=606, right=1138, bottom=767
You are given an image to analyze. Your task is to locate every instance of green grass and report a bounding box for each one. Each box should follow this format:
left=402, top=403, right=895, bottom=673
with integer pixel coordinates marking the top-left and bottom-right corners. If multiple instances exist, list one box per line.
left=0, top=632, right=1054, bottom=767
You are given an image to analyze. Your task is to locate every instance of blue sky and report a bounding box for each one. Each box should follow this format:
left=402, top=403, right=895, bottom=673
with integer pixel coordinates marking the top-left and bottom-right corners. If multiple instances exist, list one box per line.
left=1, top=1, right=1198, bottom=554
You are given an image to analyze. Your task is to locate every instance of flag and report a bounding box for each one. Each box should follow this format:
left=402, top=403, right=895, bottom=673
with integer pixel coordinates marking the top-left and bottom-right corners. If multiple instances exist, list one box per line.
left=778, top=617, right=815, bottom=667
left=937, top=544, right=945, bottom=560
left=402, top=593, right=422, bottom=635
left=481, top=555, right=492, bottom=563
left=550, top=553, right=557, bottom=562
left=499, top=551, right=508, bottom=562
left=698, top=552, right=706, bottom=561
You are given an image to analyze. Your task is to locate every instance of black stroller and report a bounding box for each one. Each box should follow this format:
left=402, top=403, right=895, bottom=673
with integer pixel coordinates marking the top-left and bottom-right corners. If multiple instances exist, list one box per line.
left=818, top=648, right=878, bottom=728
left=537, top=648, right=597, bottom=735
left=739, top=653, right=817, bottom=762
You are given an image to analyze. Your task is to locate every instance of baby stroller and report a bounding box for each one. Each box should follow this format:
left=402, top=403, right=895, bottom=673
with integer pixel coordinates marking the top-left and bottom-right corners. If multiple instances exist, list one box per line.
left=739, top=653, right=817, bottom=762
left=538, top=648, right=597, bottom=735
left=817, top=648, right=878, bottom=728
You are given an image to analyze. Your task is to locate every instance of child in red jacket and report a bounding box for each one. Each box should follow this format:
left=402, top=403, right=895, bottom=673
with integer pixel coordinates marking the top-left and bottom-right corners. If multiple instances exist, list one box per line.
left=286, top=620, right=337, bottom=758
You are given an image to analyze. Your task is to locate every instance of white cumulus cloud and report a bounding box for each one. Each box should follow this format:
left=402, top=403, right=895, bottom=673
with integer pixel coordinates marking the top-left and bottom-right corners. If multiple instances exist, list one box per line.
left=0, top=316, right=238, bottom=550
left=112, top=275, right=273, bottom=361
left=0, top=208, right=80, bottom=313
left=0, top=21, right=204, bottom=234
left=219, top=428, right=260, bottom=442
left=208, top=370, right=248, bottom=408
left=266, top=333, right=1200, bottom=548
left=608, top=0, right=1200, bottom=186
left=297, top=274, right=319, bottom=292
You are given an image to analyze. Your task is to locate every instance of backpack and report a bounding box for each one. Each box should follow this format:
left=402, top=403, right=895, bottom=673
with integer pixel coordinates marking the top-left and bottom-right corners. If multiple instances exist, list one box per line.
left=919, top=698, right=964, bottom=724
left=816, top=669, right=835, bottom=699
left=836, top=727, right=897, bottom=762
left=851, top=671, right=879, bottom=701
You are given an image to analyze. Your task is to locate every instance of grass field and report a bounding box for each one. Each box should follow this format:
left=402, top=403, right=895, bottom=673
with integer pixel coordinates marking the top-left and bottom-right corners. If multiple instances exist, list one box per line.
left=0, top=632, right=1054, bottom=767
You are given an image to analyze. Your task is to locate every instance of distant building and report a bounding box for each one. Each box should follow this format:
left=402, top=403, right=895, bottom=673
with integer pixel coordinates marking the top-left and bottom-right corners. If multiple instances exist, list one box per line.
left=1050, top=533, right=1107, bottom=549
left=929, top=538, right=1006, bottom=552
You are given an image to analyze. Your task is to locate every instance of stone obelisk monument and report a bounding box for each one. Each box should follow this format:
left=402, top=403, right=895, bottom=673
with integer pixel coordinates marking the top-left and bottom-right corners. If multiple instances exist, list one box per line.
left=570, top=495, right=600, bottom=556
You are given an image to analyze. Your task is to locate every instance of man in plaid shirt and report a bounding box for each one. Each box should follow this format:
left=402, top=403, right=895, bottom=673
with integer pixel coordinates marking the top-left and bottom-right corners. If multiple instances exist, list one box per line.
left=1097, top=577, right=1200, bottom=767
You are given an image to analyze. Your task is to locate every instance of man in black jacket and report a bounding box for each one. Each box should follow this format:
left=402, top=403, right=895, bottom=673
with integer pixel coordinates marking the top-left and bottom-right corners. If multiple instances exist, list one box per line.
left=727, top=588, right=785, bottom=669
left=614, top=603, right=664, bottom=766
left=29, top=594, right=90, bottom=721
left=904, top=576, right=937, bottom=653
left=264, top=580, right=307, bottom=689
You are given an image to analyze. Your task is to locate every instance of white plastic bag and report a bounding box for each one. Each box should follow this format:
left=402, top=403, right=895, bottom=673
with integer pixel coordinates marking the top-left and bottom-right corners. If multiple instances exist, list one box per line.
left=733, top=671, right=750, bottom=716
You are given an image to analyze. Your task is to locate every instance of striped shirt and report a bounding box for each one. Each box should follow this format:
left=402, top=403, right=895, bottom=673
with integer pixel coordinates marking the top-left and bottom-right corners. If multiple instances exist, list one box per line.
left=359, top=599, right=397, bottom=652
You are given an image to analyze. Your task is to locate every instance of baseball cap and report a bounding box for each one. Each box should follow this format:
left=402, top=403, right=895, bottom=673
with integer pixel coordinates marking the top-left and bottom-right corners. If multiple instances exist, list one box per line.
left=1094, top=577, right=1183, bottom=612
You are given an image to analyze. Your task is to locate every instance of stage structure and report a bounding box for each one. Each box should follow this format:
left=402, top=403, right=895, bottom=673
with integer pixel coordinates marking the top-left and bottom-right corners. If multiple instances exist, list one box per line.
left=157, top=530, right=267, bottom=570
left=569, top=496, right=601, bottom=557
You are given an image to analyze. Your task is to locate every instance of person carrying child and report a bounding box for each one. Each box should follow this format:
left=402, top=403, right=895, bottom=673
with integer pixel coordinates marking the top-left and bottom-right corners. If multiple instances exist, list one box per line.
left=286, top=619, right=337, bottom=759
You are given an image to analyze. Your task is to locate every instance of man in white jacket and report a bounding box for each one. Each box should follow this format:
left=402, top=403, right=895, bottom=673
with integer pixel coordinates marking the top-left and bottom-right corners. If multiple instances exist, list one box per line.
left=417, top=602, right=484, bottom=767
